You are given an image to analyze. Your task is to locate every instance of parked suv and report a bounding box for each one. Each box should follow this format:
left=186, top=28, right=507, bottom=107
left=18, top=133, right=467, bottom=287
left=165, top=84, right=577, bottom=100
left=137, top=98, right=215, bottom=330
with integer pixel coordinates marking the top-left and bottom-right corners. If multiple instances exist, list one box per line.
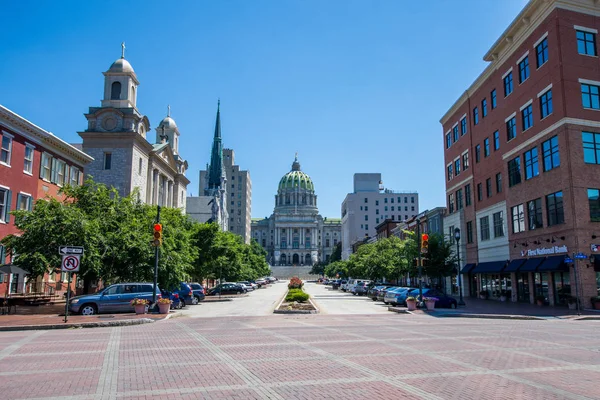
left=69, top=283, right=161, bottom=316
left=188, top=282, right=206, bottom=304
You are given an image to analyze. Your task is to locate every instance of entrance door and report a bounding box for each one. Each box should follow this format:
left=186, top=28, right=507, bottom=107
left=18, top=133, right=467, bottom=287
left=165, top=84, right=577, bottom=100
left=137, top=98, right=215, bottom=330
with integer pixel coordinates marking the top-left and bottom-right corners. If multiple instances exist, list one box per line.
left=292, top=254, right=299, bottom=265
left=518, top=273, right=530, bottom=302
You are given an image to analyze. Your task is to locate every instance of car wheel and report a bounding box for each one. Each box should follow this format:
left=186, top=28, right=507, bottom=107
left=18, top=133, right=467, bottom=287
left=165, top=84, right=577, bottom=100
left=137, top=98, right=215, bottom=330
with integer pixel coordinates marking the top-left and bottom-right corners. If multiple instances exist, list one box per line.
left=451, top=302, right=457, bottom=309
left=80, top=304, right=97, bottom=316
left=192, top=296, right=199, bottom=305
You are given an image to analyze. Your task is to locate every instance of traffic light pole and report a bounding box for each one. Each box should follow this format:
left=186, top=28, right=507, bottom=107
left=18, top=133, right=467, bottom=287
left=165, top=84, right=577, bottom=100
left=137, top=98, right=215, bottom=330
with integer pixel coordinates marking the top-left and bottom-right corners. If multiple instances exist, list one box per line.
left=416, top=218, right=426, bottom=309
left=153, top=205, right=161, bottom=307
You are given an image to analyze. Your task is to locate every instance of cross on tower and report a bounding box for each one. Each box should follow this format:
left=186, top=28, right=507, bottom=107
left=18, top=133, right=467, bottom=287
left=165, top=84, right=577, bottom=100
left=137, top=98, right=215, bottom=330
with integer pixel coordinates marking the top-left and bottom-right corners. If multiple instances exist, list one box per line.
left=121, top=42, right=126, bottom=58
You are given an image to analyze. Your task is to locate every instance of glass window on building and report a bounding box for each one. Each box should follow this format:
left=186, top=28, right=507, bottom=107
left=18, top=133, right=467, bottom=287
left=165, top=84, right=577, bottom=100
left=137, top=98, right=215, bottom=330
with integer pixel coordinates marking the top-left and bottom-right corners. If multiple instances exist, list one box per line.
left=504, top=72, right=513, bottom=97
left=542, top=136, right=560, bottom=171
left=453, top=125, right=459, bottom=142
left=475, top=145, right=481, bottom=163
left=456, top=189, right=463, bottom=210
left=466, top=221, right=473, bottom=244
left=484, top=138, right=490, bottom=157
left=508, top=156, right=522, bottom=187
left=465, top=184, right=472, bottom=206
left=528, top=198, right=543, bottom=229
left=536, top=37, right=548, bottom=68
left=455, top=158, right=460, bottom=176
left=506, top=117, right=517, bottom=141
left=512, top=204, right=525, bottom=233
left=491, top=89, right=497, bottom=109
left=477, top=183, right=482, bottom=202
left=486, top=178, right=492, bottom=198
left=587, top=189, right=600, bottom=222
left=583, top=131, right=600, bottom=164
left=462, top=151, right=469, bottom=170
left=461, top=117, right=467, bottom=135
left=482, top=98, right=487, bottom=117
left=581, top=83, right=600, bottom=110
left=577, top=30, right=597, bottom=56
left=480, top=216, right=490, bottom=241
left=546, top=191, right=565, bottom=226
left=540, top=89, right=553, bottom=119
left=473, top=106, right=479, bottom=125
left=493, top=131, right=500, bottom=151
left=518, top=56, right=530, bottom=83
left=524, top=147, right=539, bottom=180
left=522, top=104, right=533, bottom=131
left=493, top=211, right=504, bottom=238
left=496, top=173, right=502, bottom=193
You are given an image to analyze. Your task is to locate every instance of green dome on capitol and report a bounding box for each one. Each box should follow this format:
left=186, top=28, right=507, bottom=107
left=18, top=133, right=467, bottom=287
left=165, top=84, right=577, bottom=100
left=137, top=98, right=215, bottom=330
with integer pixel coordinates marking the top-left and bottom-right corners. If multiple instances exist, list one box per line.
left=278, top=154, right=314, bottom=192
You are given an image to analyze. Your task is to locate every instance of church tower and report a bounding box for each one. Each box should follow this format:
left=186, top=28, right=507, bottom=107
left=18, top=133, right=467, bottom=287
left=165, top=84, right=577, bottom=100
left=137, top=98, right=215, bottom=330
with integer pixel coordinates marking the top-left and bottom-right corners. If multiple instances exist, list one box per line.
left=101, top=43, right=139, bottom=110
left=205, top=100, right=225, bottom=196
left=156, top=106, right=181, bottom=155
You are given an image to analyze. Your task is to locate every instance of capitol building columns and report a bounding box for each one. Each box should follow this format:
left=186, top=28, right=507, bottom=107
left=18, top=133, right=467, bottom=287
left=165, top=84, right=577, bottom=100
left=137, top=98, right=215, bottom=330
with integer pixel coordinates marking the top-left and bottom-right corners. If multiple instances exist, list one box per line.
left=251, top=155, right=341, bottom=271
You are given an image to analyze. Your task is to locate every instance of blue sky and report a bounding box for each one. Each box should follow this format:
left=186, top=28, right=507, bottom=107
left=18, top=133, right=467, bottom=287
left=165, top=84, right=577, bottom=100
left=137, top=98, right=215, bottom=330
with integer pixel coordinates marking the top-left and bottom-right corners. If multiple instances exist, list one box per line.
left=0, top=0, right=527, bottom=219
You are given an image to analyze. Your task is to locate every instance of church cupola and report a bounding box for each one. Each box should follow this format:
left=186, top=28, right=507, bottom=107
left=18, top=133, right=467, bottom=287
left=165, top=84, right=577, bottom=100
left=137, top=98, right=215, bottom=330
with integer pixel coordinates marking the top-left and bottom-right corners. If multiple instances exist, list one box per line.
left=156, top=105, right=180, bottom=154
left=101, top=43, right=140, bottom=109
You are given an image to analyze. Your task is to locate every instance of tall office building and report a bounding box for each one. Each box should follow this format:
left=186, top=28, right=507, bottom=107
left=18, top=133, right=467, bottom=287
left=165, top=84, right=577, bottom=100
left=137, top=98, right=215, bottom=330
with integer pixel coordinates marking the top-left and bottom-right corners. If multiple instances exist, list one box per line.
left=200, top=148, right=251, bottom=243
left=341, top=173, right=419, bottom=260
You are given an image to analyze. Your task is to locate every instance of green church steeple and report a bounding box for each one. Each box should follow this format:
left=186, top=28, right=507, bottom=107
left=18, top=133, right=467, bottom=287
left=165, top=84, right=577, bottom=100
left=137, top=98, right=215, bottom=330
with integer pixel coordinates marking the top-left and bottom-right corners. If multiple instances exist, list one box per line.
left=206, top=100, right=223, bottom=194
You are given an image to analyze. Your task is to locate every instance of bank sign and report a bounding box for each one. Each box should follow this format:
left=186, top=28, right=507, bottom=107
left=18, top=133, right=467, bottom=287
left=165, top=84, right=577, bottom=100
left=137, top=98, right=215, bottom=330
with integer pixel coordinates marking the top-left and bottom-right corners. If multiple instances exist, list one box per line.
left=521, top=245, right=568, bottom=257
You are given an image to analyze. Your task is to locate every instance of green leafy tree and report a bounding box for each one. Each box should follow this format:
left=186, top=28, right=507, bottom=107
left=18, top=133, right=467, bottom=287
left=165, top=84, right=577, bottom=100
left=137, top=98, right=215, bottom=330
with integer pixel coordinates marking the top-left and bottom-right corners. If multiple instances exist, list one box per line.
left=423, top=233, right=456, bottom=283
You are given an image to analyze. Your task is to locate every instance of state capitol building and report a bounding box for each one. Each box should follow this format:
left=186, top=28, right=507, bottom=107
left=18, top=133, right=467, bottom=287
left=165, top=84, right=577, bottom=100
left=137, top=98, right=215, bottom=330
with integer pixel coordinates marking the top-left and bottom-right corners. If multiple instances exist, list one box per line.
left=251, top=155, right=341, bottom=267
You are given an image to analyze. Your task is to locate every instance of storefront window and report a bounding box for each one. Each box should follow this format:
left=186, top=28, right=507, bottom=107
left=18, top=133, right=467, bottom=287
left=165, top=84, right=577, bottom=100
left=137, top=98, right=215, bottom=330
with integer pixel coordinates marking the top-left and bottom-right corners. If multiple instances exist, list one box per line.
left=480, top=274, right=512, bottom=300
left=518, top=273, right=530, bottom=302
left=535, top=272, right=549, bottom=303
left=553, top=272, right=571, bottom=306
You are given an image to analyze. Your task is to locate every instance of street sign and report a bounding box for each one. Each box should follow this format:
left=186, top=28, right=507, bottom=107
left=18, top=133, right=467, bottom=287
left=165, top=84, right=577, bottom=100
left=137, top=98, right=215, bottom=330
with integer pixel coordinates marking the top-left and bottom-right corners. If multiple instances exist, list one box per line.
left=564, top=257, right=573, bottom=263
left=574, top=252, right=588, bottom=260
left=61, top=255, right=81, bottom=272
left=59, top=246, right=84, bottom=255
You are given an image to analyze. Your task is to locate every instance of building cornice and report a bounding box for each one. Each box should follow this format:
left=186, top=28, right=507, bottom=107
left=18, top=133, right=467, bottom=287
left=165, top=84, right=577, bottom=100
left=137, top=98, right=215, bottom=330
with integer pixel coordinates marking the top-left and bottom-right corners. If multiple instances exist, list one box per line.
left=440, top=0, right=600, bottom=126
left=0, top=104, right=94, bottom=165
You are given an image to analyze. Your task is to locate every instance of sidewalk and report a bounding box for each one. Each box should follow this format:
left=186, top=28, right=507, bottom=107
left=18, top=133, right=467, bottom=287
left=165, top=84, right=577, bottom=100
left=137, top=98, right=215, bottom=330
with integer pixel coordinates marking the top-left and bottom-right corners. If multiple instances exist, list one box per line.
left=0, top=312, right=175, bottom=331
left=390, top=297, right=600, bottom=319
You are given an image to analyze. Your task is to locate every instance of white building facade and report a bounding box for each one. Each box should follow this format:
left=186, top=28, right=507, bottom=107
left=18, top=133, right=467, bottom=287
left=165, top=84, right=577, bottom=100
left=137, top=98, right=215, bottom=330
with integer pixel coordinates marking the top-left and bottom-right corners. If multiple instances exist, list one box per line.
left=341, top=173, right=419, bottom=260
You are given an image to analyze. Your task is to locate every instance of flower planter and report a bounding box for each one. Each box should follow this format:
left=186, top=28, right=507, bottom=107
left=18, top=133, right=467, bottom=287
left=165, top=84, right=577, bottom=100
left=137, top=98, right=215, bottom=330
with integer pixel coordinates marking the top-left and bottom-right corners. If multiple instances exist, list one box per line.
left=425, top=300, right=436, bottom=310
left=158, top=303, right=171, bottom=314
left=406, top=300, right=417, bottom=311
left=134, top=304, right=147, bottom=315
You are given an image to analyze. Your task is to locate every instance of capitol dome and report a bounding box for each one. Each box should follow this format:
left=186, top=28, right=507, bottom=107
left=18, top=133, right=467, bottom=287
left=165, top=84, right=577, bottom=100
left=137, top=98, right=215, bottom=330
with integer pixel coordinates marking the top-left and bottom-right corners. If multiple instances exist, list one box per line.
left=278, top=155, right=314, bottom=192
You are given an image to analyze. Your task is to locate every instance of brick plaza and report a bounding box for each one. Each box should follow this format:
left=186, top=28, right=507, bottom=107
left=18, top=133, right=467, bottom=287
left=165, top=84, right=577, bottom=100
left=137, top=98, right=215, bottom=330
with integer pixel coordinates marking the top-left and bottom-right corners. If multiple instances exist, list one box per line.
left=0, top=314, right=599, bottom=399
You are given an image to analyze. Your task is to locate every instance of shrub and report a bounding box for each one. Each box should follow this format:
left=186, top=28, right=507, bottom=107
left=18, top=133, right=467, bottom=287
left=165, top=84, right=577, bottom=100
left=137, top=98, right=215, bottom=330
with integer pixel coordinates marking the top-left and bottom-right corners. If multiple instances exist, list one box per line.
left=286, top=290, right=309, bottom=303
left=406, top=296, right=417, bottom=302
left=130, top=298, right=149, bottom=306
left=288, top=277, right=304, bottom=289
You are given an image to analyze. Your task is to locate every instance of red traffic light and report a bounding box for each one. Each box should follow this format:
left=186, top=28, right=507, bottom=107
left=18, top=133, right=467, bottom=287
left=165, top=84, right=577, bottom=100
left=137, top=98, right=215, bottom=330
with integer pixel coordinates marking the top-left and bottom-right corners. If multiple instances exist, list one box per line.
left=421, top=234, right=429, bottom=241
left=153, top=223, right=162, bottom=232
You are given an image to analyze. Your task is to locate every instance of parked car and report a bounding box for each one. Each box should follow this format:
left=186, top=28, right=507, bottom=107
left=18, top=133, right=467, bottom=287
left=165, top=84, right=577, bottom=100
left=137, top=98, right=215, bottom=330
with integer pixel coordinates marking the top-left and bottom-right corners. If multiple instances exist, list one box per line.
left=236, top=282, right=254, bottom=291
left=352, top=281, right=371, bottom=295
left=69, top=283, right=161, bottom=316
left=377, top=286, right=397, bottom=302
left=332, top=279, right=345, bottom=289
left=266, top=276, right=278, bottom=283
left=342, top=279, right=359, bottom=292
left=169, top=282, right=194, bottom=307
left=188, top=282, right=206, bottom=304
left=409, top=288, right=458, bottom=309
left=367, top=285, right=389, bottom=300
left=207, top=283, right=247, bottom=295
left=161, top=288, right=182, bottom=309
left=384, top=287, right=417, bottom=305
left=255, top=278, right=267, bottom=286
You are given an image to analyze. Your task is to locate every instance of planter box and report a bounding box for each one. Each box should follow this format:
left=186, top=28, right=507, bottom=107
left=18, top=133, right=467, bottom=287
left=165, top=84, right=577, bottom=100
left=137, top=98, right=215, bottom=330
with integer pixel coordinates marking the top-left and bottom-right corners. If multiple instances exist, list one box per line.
left=406, top=300, right=417, bottom=311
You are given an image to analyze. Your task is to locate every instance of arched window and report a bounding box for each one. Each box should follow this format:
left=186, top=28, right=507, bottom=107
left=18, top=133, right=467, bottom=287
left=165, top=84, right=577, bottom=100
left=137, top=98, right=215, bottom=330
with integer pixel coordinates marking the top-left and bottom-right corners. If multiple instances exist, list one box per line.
left=111, top=82, right=121, bottom=100
left=130, top=85, right=135, bottom=102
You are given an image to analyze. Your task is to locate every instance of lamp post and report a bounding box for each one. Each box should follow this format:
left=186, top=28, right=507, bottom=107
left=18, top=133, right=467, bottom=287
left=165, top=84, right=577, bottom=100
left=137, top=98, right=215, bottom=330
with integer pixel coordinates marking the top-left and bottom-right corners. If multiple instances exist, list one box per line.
left=454, top=227, right=465, bottom=306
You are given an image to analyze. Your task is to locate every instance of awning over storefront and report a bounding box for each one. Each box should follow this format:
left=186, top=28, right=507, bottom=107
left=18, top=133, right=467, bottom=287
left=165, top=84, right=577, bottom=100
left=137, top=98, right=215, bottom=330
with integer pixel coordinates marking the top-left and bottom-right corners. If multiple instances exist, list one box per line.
left=537, top=255, right=569, bottom=272
left=519, top=257, right=545, bottom=272
left=472, top=261, right=507, bottom=273
left=460, top=263, right=476, bottom=274
left=504, top=259, right=526, bottom=272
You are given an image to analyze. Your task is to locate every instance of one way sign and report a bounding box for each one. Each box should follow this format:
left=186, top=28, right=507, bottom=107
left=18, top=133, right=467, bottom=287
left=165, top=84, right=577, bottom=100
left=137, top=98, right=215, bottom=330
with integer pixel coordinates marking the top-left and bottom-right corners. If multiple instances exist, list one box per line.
left=59, top=246, right=84, bottom=255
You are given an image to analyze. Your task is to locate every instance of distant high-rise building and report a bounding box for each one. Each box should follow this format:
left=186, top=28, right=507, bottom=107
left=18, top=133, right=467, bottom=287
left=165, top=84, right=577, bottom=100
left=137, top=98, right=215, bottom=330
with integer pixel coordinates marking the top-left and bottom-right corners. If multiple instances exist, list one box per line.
left=200, top=148, right=252, bottom=242
left=341, top=173, right=419, bottom=260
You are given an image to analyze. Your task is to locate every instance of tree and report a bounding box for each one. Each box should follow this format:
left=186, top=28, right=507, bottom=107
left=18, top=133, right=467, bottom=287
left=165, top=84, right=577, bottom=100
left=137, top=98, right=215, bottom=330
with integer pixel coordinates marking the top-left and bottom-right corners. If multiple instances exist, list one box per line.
left=423, top=233, right=456, bottom=284
left=329, top=242, right=342, bottom=263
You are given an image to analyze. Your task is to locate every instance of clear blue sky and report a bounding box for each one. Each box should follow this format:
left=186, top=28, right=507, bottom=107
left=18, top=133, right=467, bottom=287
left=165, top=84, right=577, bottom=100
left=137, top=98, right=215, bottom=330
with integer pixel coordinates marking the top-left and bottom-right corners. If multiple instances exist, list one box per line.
left=0, top=0, right=527, bottom=219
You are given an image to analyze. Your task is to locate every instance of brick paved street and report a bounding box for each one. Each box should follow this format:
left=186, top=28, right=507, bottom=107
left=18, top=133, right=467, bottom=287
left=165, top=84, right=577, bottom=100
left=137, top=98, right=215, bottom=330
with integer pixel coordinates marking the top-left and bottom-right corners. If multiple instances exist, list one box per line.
left=1, top=313, right=599, bottom=399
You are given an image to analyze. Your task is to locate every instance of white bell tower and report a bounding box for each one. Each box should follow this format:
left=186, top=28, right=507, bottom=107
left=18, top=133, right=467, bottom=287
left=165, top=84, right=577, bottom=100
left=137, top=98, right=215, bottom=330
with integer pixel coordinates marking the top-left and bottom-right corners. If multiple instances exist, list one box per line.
left=101, top=43, right=140, bottom=109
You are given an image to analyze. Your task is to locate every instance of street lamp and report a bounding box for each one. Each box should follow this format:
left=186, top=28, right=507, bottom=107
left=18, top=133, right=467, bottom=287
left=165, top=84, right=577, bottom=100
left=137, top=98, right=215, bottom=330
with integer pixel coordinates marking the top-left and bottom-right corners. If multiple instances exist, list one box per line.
left=454, top=227, right=465, bottom=306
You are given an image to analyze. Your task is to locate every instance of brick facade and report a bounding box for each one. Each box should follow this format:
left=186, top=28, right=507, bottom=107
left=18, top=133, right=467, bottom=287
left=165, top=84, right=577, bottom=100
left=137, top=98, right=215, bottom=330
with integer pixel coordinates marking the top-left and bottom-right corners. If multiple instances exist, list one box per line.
left=441, top=1, right=600, bottom=308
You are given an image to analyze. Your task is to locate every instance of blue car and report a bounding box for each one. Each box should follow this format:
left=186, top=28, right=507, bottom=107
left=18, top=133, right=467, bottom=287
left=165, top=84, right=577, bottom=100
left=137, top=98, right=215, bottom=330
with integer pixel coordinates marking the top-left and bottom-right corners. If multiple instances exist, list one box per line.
left=407, top=288, right=458, bottom=309
left=188, top=282, right=206, bottom=304
left=170, top=282, right=194, bottom=307
left=69, top=283, right=161, bottom=316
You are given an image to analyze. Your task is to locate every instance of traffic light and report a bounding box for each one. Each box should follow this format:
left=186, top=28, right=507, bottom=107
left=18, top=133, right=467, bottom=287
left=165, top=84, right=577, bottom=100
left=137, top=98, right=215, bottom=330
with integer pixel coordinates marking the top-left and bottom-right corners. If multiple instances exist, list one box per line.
left=421, top=233, right=429, bottom=254
left=152, top=223, right=163, bottom=247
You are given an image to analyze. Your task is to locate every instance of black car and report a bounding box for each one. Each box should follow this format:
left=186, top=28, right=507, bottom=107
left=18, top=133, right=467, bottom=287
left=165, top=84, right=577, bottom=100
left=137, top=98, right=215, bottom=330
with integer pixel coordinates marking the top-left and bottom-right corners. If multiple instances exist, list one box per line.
left=207, top=283, right=247, bottom=295
left=188, top=282, right=206, bottom=304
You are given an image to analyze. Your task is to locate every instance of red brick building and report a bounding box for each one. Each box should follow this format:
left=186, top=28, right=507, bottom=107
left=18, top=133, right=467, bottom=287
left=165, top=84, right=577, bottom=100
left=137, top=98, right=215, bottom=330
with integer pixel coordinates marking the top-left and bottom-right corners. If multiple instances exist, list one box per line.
left=0, top=104, right=93, bottom=298
left=441, top=0, right=600, bottom=308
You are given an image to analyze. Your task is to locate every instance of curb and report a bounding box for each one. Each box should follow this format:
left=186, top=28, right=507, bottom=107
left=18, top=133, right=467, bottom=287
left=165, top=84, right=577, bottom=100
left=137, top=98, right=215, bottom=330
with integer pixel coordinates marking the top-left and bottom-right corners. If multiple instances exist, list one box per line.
left=435, top=313, right=547, bottom=320
left=0, top=317, right=156, bottom=332
left=387, top=306, right=410, bottom=314
left=574, top=316, right=600, bottom=320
